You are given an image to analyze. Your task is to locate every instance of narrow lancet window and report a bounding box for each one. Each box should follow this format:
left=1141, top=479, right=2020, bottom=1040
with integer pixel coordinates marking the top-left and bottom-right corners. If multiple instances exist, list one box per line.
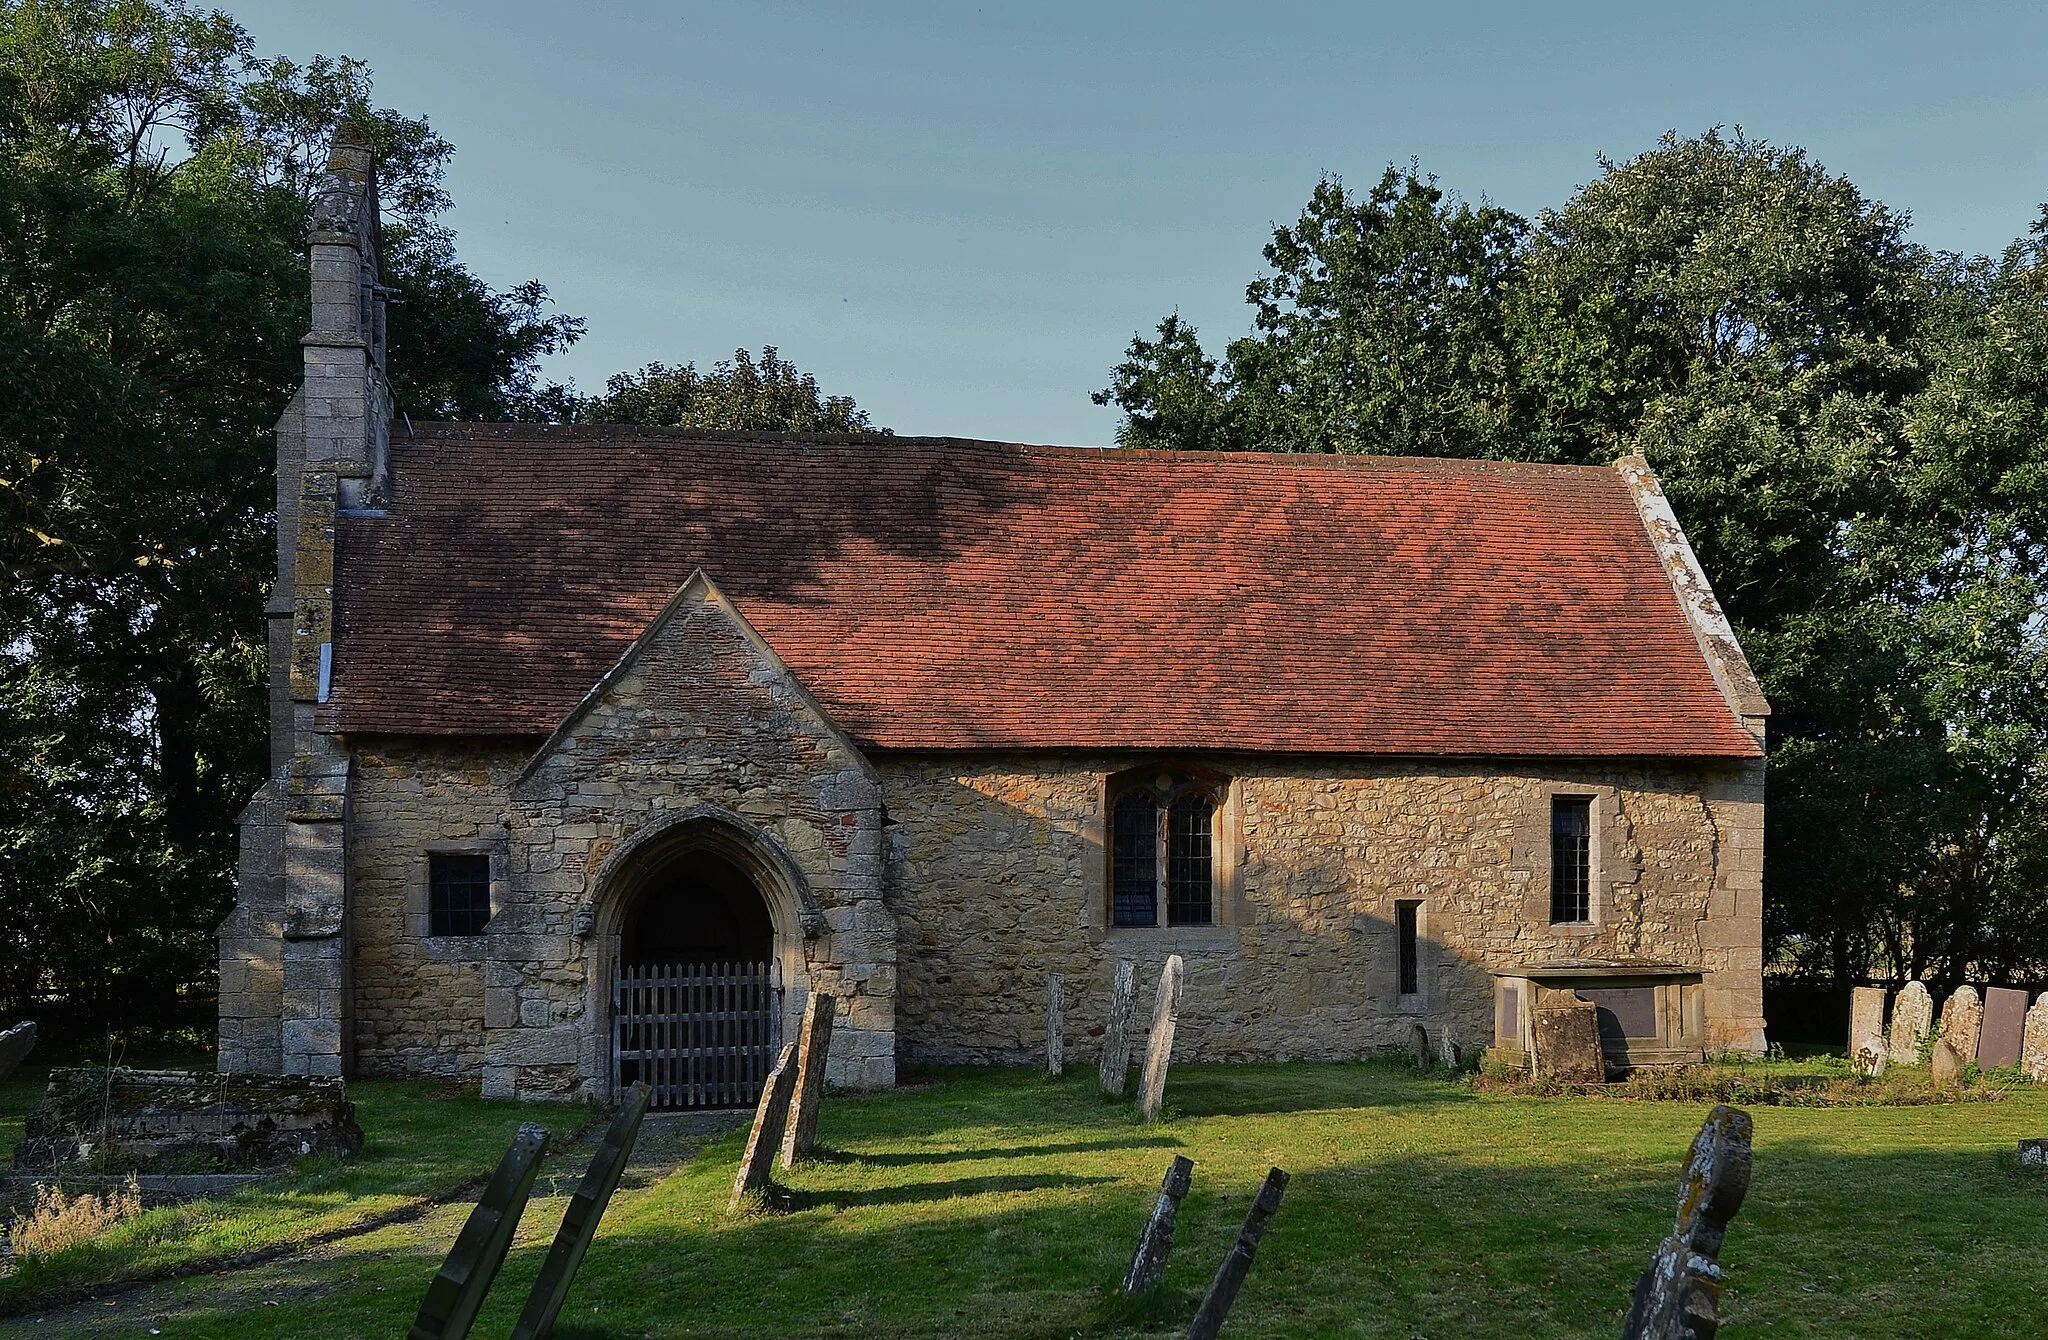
left=1550, top=795, right=1593, bottom=924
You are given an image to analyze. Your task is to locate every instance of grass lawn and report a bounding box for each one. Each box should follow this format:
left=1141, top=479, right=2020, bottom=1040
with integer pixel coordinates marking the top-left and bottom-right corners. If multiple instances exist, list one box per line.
left=6, top=1060, right=2048, bottom=1338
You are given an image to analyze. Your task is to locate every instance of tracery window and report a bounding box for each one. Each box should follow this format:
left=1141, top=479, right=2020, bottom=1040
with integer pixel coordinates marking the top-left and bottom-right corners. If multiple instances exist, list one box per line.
left=1109, top=770, right=1220, bottom=928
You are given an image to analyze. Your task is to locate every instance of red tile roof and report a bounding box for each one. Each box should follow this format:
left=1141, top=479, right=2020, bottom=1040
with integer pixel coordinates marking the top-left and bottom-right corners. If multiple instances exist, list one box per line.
left=320, top=426, right=1762, bottom=758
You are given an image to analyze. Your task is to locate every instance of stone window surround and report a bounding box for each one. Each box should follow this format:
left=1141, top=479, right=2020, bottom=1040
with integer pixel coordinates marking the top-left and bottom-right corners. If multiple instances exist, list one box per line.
left=1393, top=896, right=1429, bottom=1014
left=1529, top=783, right=1611, bottom=934
left=408, top=832, right=509, bottom=960
left=1098, top=764, right=1242, bottom=939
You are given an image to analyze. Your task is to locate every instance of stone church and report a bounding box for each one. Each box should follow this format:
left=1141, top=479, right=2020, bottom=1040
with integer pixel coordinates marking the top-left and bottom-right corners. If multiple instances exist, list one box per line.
left=217, top=138, right=1770, bottom=1104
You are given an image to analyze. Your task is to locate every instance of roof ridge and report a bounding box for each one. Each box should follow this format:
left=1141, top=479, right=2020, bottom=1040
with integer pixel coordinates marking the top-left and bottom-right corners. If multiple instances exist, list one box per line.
left=396, top=423, right=1618, bottom=475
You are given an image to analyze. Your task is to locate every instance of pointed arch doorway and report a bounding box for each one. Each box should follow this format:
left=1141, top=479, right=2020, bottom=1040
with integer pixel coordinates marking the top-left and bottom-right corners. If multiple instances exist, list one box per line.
left=607, top=827, right=790, bottom=1110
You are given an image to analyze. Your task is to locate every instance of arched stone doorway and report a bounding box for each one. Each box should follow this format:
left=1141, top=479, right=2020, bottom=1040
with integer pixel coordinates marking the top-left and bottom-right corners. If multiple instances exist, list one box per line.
left=594, top=811, right=814, bottom=1109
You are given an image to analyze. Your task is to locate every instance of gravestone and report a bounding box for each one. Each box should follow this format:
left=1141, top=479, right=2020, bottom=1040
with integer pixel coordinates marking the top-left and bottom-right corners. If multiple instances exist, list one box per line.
left=1138, top=955, right=1185, bottom=1123
left=2021, top=995, right=2048, bottom=1083
left=729, top=1042, right=799, bottom=1210
left=1620, top=1104, right=1753, bottom=1340
left=1405, top=1022, right=1429, bottom=1068
left=1123, top=1153, right=1195, bottom=1295
left=408, top=1122, right=552, bottom=1340
left=1850, top=1038, right=1887, bottom=1079
left=1045, top=974, right=1065, bottom=1078
left=1099, top=960, right=1138, bottom=1097
left=1532, top=995, right=1605, bottom=1083
left=1436, top=1021, right=1460, bottom=1071
left=1186, top=1167, right=1290, bottom=1340
left=1978, top=987, right=2029, bottom=1070
left=0, top=1021, right=33, bottom=1081
left=1931, top=1036, right=1965, bottom=1088
left=1848, top=986, right=1887, bottom=1062
left=1939, top=986, right=1984, bottom=1064
left=779, top=993, right=837, bottom=1169
left=510, top=1082, right=651, bottom=1340
left=2019, top=1138, right=2048, bottom=1168
left=1887, top=981, right=1934, bottom=1064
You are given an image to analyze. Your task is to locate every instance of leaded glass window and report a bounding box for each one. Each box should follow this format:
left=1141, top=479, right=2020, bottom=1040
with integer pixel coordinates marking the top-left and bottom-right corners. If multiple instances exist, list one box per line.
left=429, top=852, right=493, bottom=936
left=1550, top=795, right=1592, bottom=924
left=1111, top=793, right=1160, bottom=927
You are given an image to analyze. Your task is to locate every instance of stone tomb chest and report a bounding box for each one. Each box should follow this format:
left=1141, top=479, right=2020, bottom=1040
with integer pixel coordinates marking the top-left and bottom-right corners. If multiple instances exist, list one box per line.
left=1492, top=964, right=1707, bottom=1073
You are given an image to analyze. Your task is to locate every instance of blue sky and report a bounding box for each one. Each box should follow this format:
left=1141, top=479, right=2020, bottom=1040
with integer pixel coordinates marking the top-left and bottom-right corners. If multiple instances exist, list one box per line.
left=232, top=1, right=2048, bottom=443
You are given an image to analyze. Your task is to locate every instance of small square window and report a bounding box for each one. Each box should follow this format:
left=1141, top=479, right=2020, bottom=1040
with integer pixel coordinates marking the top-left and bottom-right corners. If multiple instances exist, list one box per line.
left=428, top=852, right=492, bottom=937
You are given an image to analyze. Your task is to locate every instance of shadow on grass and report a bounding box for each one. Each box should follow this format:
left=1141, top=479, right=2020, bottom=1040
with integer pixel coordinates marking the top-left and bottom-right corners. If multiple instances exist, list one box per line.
left=780, top=1171, right=1119, bottom=1211
left=812, top=1135, right=1184, bottom=1167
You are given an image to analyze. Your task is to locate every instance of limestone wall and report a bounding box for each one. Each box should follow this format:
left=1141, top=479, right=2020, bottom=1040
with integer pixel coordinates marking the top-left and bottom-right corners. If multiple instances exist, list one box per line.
left=881, top=754, right=1765, bottom=1065
left=347, top=738, right=532, bottom=1077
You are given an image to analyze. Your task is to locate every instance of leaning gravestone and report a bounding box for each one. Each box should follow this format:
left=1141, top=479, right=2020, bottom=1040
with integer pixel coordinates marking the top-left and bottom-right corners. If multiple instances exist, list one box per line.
left=1533, top=995, right=1605, bottom=1083
left=1978, top=987, right=2029, bottom=1070
left=1186, top=1167, right=1289, bottom=1340
left=1620, top=1103, right=1753, bottom=1340
left=1405, top=1021, right=1430, bottom=1069
left=1939, top=986, right=1984, bottom=1064
left=1848, top=986, right=1887, bottom=1060
left=1931, top=1036, right=1965, bottom=1088
left=1138, top=955, right=1185, bottom=1123
left=1888, top=981, right=1934, bottom=1064
left=0, top=1021, right=33, bottom=1081
left=730, top=1043, right=799, bottom=1210
left=1045, top=973, right=1066, bottom=1078
left=510, top=1082, right=651, bottom=1340
left=1099, top=960, right=1138, bottom=1097
left=1123, top=1153, right=1195, bottom=1295
left=408, top=1122, right=552, bottom=1340
left=2021, top=995, right=2048, bottom=1084
left=779, top=992, right=837, bottom=1169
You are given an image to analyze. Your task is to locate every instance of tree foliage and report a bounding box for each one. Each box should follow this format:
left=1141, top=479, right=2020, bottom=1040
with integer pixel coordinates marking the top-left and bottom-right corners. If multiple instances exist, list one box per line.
left=1100, top=131, right=2048, bottom=990
left=578, top=346, right=882, bottom=433
left=0, top=0, right=579, bottom=1030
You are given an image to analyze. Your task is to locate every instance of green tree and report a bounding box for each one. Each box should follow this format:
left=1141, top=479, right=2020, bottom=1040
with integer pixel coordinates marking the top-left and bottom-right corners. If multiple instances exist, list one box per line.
left=0, top=0, right=579, bottom=1032
left=579, top=347, right=883, bottom=433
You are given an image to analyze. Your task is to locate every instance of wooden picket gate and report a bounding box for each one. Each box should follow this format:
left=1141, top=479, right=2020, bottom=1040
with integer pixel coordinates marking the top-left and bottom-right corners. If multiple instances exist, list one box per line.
left=611, top=961, right=777, bottom=1109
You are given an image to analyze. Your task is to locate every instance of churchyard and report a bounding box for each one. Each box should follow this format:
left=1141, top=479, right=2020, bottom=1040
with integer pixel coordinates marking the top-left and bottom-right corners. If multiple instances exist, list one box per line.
left=3, top=1052, right=2045, bottom=1339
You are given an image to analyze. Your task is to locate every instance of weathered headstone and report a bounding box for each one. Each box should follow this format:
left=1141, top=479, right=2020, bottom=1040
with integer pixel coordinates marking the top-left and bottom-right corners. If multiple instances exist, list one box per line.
left=0, top=1021, right=34, bottom=1081
left=1620, top=1104, right=1753, bottom=1340
left=1887, top=980, right=1934, bottom=1064
left=1099, top=960, right=1137, bottom=1097
left=1138, top=955, right=1185, bottom=1123
left=2019, top=1138, right=2048, bottom=1168
left=1931, top=1036, right=1965, bottom=1088
left=1848, top=986, right=1887, bottom=1062
left=510, top=1083, right=651, bottom=1340
left=1938, top=985, right=1984, bottom=1064
left=1850, top=1038, right=1887, bottom=1079
left=1405, top=1021, right=1430, bottom=1069
left=1978, top=987, right=2028, bottom=1070
left=729, top=1042, right=799, bottom=1210
left=1532, top=994, right=1605, bottom=1083
left=408, top=1122, right=552, bottom=1340
left=1123, top=1153, right=1195, bottom=1295
left=1045, top=973, right=1066, bottom=1078
left=1186, top=1167, right=1289, bottom=1340
left=2021, top=994, right=2048, bottom=1083
left=1436, top=1020, right=1460, bottom=1071
left=779, top=993, right=836, bottom=1169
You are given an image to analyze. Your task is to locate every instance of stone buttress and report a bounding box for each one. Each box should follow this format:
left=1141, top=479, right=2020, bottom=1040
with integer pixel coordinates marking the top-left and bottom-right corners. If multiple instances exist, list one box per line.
left=217, top=131, right=392, bottom=1075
